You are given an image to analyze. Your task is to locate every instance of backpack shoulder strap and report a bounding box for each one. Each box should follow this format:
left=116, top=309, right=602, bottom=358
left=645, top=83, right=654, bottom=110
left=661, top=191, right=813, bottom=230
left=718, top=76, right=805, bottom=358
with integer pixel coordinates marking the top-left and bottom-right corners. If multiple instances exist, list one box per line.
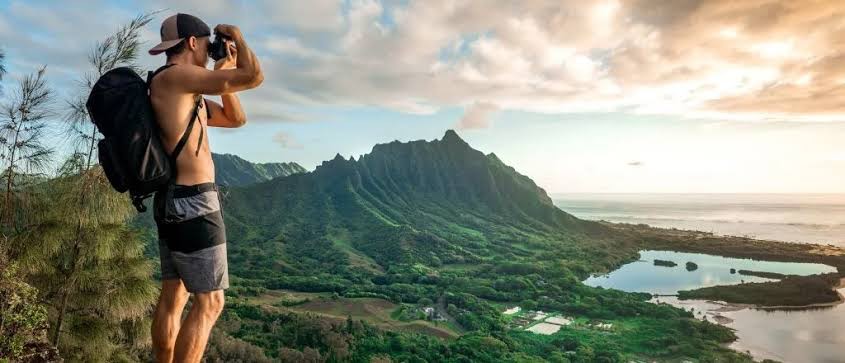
left=195, top=98, right=207, bottom=156
left=170, top=95, right=203, bottom=163
left=147, top=64, right=176, bottom=84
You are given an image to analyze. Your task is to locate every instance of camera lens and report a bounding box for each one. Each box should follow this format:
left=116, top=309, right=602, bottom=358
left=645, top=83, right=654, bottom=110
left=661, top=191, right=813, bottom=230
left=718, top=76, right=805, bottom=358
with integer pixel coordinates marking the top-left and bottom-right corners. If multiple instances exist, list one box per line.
left=209, top=37, right=225, bottom=61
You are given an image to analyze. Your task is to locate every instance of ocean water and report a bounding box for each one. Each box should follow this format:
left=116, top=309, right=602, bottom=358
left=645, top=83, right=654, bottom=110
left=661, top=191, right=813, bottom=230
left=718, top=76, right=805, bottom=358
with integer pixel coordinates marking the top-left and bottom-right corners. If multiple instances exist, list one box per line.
left=654, top=293, right=845, bottom=363
left=561, top=193, right=845, bottom=362
left=583, top=250, right=836, bottom=295
left=582, top=250, right=843, bottom=362
left=553, top=193, right=845, bottom=246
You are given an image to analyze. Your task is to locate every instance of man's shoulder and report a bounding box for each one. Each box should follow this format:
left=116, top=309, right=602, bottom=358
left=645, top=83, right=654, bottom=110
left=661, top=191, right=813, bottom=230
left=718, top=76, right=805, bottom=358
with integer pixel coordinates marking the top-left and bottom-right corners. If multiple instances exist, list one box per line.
left=152, top=65, right=204, bottom=96
left=155, top=63, right=206, bottom=81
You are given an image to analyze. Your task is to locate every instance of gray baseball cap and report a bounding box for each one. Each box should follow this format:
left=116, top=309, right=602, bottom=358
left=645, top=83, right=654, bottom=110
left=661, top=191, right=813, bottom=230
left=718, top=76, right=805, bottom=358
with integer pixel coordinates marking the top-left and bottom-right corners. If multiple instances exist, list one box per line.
left=148, top=13, right=211, bottom=55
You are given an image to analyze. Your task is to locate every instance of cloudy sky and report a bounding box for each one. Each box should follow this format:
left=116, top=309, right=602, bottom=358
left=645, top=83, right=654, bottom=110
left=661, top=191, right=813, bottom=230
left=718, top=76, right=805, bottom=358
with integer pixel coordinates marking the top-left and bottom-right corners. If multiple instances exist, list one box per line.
left=2, top=0, right=844, bottom=193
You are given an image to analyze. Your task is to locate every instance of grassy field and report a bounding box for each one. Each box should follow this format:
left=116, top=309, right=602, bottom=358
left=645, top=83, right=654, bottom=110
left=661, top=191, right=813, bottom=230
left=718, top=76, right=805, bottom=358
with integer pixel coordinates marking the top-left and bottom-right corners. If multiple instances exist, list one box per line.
left=251, top=289, right=329, bottom=303
left=247, top=292, right=460, bottom=339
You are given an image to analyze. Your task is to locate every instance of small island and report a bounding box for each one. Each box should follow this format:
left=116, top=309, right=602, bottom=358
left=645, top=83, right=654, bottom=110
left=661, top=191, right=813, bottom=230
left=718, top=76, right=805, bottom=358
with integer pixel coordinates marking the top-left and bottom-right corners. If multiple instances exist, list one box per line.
left=685, top=261, right=698, bottom=271
left=677, top=273, right=843, bottom=307
left=737, top=269, right=787, bottom=279
left=654, top=259, right=677, bottom=267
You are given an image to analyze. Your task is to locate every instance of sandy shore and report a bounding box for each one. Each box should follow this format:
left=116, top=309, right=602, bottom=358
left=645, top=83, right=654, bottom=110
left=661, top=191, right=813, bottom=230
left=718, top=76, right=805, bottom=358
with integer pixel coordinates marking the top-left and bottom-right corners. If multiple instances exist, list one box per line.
left=808, top=245, right=845, bottom=256
left=710, top=314, right=733, bottom=324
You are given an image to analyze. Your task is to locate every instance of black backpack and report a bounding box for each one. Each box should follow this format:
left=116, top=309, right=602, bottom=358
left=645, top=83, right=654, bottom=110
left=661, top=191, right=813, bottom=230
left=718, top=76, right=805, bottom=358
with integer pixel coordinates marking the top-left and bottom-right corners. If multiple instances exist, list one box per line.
left=85, top=65, right=204, bottom=212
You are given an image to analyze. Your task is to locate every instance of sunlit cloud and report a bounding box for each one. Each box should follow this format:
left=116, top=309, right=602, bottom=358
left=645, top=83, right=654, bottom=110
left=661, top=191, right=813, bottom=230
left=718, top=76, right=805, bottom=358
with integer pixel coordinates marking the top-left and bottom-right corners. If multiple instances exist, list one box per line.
left=456, top=101, right=499, bottom=129
left=1, top=0, right=844, bottom=193
left=4, top=0, right=845, bottom=124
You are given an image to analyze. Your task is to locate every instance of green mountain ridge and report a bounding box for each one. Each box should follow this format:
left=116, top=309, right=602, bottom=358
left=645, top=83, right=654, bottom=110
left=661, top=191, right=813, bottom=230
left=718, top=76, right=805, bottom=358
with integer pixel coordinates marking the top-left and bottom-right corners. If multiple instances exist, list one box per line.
left=223, top=129, right=625, bottom=280
left=212, top=152, right=306, bottom=187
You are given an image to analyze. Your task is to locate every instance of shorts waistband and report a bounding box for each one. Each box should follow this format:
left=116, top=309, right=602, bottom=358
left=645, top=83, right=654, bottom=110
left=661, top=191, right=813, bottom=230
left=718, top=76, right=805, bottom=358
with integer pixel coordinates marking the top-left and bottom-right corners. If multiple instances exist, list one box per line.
left=172, top=182, right=218, bottom=198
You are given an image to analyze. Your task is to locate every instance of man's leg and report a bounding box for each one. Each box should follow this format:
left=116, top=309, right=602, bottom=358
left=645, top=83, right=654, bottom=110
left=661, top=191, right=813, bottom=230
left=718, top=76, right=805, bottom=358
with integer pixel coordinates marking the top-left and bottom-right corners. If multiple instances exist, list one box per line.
left=152, top=279, right=189, bottom=363
left=173, top=289, right=225, bottom=363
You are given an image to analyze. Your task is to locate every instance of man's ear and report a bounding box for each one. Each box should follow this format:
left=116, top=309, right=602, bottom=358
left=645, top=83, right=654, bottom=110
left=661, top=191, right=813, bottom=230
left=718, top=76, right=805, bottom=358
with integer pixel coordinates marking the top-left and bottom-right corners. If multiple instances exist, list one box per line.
left=187, top=36, right=198, bottom=51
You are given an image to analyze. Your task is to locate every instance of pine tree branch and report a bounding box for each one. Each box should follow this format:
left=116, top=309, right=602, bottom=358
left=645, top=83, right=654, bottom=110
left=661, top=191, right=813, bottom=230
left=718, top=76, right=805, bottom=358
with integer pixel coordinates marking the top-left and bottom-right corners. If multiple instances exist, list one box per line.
left=0, top=48, right=6, bottom=94
left=65, top=12, right=157, bottom=174
left=0, top=48, right=6, bottom=77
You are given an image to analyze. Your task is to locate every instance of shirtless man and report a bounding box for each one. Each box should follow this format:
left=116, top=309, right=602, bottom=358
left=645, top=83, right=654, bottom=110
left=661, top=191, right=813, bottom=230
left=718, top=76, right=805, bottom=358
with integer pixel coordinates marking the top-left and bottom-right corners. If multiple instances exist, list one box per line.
left=145, top=13, right=262, bottom=363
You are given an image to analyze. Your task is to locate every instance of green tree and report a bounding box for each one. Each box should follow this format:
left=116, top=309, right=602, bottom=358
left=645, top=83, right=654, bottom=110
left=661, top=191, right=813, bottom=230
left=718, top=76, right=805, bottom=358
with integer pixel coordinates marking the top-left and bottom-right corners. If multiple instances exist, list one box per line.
left=574, top=345, right=595, bottom=363
left=520, top=299, right=537, bottom=310
left=0, top=48, right=6, bottom=90
left=0, top=65, right=54, bottom=231
left=65, top=13, right=153, bottom=173
left=54, top=11, right=155, bottom=349
left=15, top=166, right=156, bottom=361
left=9, top=13, right=158, bottom=361
left=203, top=331, right=272, bottom=363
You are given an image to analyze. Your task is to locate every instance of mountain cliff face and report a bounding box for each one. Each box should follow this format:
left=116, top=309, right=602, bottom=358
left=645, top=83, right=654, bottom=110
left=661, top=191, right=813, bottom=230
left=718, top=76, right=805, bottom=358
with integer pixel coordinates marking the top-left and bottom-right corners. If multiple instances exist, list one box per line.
left=212, top=153, right=306, bottom=186
left=222, top=130, right=617, bottom=278
left=308, top=129, right=580, bottom=229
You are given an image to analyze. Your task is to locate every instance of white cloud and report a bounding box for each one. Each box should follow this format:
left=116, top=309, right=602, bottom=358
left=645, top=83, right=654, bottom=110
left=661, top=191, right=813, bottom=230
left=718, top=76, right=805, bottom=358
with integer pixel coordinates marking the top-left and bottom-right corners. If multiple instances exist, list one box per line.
left=272, top=131, right=303, bottom=149
left=263, top=37, right=324, bottom=59
left=456, top=102, right=499, bottom=129
left=5, top=0, right=845, bottom=127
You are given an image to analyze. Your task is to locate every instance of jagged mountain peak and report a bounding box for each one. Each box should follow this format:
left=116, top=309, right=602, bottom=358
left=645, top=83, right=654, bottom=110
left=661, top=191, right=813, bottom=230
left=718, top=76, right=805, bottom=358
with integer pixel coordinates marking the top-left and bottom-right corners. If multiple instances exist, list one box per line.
left=314, top=152, right=355, bottom=175
left=443, top=128, right=460, bottom=139
left=440, top=129, right=469, bottom=147
left=365, top=130, right=470, bottom=157
left=301, top=130, right=566, bottom=226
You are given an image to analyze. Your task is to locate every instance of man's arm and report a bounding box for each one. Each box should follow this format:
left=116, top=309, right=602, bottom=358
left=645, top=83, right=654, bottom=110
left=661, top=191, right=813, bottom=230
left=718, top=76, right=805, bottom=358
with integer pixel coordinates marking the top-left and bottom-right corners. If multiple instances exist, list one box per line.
left=207, top=41, right=247, bottom=128
left=206, top=95, right=246, bottom=128
left=167, top=25, right=264, bottom=95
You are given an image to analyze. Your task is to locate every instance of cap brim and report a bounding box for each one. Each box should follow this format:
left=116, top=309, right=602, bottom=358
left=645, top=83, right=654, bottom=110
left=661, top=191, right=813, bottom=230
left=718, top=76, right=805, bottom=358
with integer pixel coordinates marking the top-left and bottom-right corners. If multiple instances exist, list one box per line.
left=148, top=39, right=184, bottom=55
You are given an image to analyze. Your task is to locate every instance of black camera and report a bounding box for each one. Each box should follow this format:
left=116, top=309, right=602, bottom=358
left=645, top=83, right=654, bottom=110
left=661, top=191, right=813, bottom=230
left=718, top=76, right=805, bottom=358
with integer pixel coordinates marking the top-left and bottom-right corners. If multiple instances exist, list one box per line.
left=208, top=31, right=231, bottom=61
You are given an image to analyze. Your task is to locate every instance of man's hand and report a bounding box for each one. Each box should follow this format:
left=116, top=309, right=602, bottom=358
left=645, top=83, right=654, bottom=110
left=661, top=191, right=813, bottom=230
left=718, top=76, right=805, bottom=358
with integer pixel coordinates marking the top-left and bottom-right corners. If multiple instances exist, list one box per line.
left=214, top=24, right=242, bottom=40
left=214, top=41, right=237, bottom=70
left=166, top=23, right=262, bottom=96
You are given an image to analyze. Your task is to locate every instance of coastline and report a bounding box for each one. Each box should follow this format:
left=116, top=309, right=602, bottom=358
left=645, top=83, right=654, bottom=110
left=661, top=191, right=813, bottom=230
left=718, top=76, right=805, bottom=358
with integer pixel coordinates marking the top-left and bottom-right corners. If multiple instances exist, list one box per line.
left=576, top=201, right=845, bottom=362
left=654, top=279, right=845, bottom=329
left=608, top=220, right=845, bottom=307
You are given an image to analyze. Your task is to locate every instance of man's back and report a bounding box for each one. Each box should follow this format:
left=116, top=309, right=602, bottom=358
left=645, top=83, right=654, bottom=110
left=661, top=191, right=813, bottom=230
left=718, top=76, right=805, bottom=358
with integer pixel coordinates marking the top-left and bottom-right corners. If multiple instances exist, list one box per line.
left=149, top=65, right=215, bottom=186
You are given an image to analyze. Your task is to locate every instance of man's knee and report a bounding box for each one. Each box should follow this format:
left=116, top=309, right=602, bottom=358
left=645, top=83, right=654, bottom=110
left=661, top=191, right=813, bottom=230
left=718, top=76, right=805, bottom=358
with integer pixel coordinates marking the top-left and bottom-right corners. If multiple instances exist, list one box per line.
left=193, top=290, right=225, bottom=318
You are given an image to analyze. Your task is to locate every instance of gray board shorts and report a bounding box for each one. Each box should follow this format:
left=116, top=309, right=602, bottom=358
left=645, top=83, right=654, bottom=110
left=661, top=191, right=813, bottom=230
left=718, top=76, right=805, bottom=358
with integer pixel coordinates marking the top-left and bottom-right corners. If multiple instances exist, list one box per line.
left=153, top=182, right=229, bottom=293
